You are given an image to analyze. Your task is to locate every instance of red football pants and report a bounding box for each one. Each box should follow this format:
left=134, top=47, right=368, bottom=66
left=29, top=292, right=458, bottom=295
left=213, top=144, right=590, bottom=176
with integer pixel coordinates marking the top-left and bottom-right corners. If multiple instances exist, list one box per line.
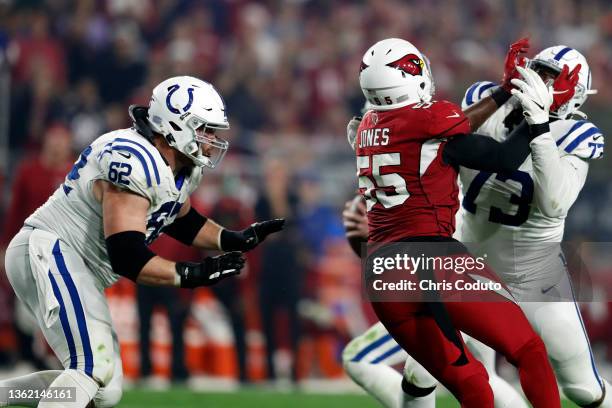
left=372, top=299, right=561, bottom=407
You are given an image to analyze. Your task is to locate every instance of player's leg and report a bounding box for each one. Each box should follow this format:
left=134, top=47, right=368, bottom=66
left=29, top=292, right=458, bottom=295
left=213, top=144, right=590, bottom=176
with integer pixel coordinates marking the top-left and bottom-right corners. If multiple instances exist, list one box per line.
left=342, top=322, right=436, bottom=408
left=521, top=301, right=612, bottom=407
left=372, top=301, right=495, bottom=407
left=447, top=300, right=560, bottom=408
left=400, top=355, right=436, bottom=408
left=463, top=335, right=528, bottom=408
left=4, top=230, right=120, bottom=407
left=93, top=332, right=123, bottom=408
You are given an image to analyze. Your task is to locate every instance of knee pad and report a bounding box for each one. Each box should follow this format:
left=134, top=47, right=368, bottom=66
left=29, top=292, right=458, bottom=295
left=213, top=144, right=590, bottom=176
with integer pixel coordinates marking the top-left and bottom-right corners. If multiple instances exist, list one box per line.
left=93, top=384, right=123, bottom=408
left=92, top=358, right=115, bottom=387
left=533, top=303, right=589, bottom=362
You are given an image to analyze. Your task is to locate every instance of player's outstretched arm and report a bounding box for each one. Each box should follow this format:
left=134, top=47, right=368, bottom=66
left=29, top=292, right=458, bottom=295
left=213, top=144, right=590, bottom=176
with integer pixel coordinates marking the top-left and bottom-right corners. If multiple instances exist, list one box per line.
left=442, top=120, right=546, bottom=172
left=462, top=37, right=530, bottom=131
left=99, top=181, right=245, bottom=287
left=163, top=198, right=285, bottom=251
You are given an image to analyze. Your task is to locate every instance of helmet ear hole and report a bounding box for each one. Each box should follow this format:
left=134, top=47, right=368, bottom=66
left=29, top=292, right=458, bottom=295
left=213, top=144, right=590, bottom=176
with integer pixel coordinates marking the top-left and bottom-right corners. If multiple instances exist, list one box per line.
left=420, top=82, right=425, bottom=89
left=169, top=121, right=182, bottom=131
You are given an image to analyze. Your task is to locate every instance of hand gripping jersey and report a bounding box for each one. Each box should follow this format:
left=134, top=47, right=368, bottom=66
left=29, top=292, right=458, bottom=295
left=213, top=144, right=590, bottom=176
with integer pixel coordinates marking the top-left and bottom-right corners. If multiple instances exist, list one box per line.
left=25, top=128, right=203, bottom=287
left=457, top=81, right=604, bottom=284
left=355, top=100, right=471, bottom=242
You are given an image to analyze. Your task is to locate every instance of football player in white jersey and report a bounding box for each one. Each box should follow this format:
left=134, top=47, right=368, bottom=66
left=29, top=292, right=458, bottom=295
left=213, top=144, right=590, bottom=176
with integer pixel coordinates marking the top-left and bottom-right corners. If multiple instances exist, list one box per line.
left=342, top=46, right=611, bottom=408
left=1, top=76, right=284, bottom=407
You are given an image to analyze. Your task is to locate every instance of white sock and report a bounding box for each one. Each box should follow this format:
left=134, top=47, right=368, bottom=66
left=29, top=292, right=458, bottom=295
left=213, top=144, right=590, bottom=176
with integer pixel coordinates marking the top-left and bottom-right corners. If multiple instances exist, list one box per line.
left=345, top=361, right=434, bottom=408
left=0, top=370, right=63, bottom=407
left=38, top=369, right=99, bottom=408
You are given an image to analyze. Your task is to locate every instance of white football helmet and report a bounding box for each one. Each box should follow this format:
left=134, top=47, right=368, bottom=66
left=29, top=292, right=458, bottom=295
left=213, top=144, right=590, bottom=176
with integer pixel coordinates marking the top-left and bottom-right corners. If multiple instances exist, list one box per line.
left=527, top=45, right=597, bottom=119
left=359, top=38, right=435, bottom=110
left=148, top=76, right=230, bottom=168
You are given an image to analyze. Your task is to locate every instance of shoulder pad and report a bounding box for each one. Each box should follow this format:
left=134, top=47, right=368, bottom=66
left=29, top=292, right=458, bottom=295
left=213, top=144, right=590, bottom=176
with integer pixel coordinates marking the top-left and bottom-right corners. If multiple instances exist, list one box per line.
left=461, top=81, right=498, bottom=109
left=97, top=136, right=163, bottom=199
left=554, top=119, right=604, bottom=160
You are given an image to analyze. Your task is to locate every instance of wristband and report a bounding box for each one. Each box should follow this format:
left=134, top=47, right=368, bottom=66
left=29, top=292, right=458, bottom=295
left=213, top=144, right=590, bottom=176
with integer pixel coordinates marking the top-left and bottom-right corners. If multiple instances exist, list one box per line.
left=491, top=87, right=512, bottom=107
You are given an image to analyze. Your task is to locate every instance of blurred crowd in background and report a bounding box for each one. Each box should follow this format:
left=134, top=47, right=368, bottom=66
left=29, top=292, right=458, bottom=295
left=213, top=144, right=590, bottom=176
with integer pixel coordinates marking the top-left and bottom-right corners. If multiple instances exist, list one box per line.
left=0, top=0, right=612, bottom=388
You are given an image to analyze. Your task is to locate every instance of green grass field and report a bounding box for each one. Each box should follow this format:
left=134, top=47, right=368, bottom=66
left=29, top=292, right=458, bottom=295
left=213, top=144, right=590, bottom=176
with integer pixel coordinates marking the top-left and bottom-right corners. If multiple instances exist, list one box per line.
left=118, top=388, right=577, bottom=407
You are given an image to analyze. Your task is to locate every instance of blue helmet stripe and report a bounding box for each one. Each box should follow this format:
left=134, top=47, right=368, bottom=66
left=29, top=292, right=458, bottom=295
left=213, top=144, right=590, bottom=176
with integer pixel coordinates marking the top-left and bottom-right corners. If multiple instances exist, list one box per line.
left=465, top=82, right=481, bottom=106
left=565, top=127, right=601, bottom=153
left=477, top=82, right=497, bottom=99
left=554, top=47, right=572, bottom=61
left=556, top=121, right=587, bottom=146
left=350, top=334, right=393, bottom=362
left=114, top=138, right=161, bottom=185
left=112, top=145, right=152, bottom=187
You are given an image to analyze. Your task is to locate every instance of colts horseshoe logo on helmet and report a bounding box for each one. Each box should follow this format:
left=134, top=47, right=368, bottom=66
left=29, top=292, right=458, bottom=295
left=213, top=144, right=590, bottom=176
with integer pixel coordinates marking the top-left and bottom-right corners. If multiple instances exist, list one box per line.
left=165, top=84, right=195, bottom=114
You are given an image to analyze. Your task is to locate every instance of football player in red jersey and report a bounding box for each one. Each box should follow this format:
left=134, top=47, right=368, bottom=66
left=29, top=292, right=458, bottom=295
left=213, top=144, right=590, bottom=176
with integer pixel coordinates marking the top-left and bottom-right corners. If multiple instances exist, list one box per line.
left=354, top=38, right=560, bottom=407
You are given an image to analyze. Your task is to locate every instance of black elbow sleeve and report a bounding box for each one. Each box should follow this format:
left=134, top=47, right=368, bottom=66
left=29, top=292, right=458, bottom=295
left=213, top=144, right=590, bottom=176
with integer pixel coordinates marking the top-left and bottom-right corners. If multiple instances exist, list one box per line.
left=105, top=231, right=156, bottom=281
left=162, top=207, right=207, bottom=245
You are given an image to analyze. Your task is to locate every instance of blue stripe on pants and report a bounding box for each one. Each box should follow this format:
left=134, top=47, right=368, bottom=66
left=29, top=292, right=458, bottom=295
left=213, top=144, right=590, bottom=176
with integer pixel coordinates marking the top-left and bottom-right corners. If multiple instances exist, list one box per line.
left=47, top=271, right=78, bottom=370
left=371, top=344, right=403, bottom=364
left=52, top=240, right=94, bottom=377
left=351, top=334, right=393, bottom=362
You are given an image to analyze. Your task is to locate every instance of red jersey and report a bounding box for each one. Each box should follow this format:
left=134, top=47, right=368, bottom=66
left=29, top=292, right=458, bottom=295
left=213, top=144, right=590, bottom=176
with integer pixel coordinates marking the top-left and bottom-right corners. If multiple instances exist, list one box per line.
left=355, top=100, right=470, bottom=242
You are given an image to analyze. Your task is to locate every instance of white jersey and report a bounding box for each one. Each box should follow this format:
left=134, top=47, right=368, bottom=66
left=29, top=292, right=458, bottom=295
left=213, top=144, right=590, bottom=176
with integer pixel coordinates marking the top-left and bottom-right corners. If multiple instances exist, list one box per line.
left=25, top=128, right=203, bottom=287
left=455, top=81, right=604, bottom=285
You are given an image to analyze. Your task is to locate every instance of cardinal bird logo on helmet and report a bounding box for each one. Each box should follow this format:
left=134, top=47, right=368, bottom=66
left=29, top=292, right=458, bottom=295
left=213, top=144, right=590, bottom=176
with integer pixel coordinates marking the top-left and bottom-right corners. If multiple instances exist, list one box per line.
left=387, top=54, right=424, bottom=76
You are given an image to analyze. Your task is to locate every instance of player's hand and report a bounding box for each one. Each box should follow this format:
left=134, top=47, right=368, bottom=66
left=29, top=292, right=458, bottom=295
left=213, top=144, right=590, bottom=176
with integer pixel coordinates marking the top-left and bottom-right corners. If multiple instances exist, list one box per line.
left=510, top=66, right=553, bottom=125
left=550, top=64, right=581, bottom=112
left=347, top=116, right=362, bottom=151
left=343, top=197, right=367, bottom=239
left=220, top=219, right=286, bottom=252
left=176, top=252, right=245, bottom=288
left=343, top=196, right=368, bottom=256
left=244, top=219, right=285, bottom=248
left=501, top=37, right=530, bottom=92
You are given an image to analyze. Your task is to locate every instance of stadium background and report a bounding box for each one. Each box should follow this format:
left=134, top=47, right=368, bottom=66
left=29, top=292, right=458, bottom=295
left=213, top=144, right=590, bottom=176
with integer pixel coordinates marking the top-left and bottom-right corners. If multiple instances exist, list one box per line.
left=0, top=0, right=611, bottom=406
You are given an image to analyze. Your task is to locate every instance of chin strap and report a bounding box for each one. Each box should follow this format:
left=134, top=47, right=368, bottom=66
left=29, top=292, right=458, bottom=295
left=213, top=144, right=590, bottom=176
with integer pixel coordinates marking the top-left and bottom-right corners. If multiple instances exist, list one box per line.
left=128, top=105, right=155, bottom=142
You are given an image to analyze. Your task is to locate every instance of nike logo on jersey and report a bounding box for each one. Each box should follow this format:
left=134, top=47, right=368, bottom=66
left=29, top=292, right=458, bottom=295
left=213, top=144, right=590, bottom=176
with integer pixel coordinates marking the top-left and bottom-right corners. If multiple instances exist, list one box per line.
left=541, top=284, right=556, bottom=294
left=593, top=135, right=603, bottom=140
left=446, top=112, right=460, bottom=118
left=117, top=151, right=131, bottom=159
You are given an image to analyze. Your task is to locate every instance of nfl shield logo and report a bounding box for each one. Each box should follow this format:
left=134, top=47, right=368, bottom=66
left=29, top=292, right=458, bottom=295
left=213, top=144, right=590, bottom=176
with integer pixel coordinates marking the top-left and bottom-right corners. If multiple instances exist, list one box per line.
left=371, top=112, right=378, bottom=125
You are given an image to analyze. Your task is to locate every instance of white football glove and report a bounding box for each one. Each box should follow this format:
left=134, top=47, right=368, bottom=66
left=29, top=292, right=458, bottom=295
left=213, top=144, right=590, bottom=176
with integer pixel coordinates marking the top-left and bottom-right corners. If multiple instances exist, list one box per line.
left=510, top=66, right=553, bottom=126
left=346, top=116, right=361, bottom=150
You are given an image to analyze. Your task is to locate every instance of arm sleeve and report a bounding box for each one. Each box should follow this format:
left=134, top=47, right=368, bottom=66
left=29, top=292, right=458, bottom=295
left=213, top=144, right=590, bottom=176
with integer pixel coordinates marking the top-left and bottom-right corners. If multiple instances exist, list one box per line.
left=105, top=231, right=156, bottom=281
left=443, top=121, right=547, bottom=172
left=162, top=206, right=208, bottom=245
left=529, top=133, right=589, bottom=218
